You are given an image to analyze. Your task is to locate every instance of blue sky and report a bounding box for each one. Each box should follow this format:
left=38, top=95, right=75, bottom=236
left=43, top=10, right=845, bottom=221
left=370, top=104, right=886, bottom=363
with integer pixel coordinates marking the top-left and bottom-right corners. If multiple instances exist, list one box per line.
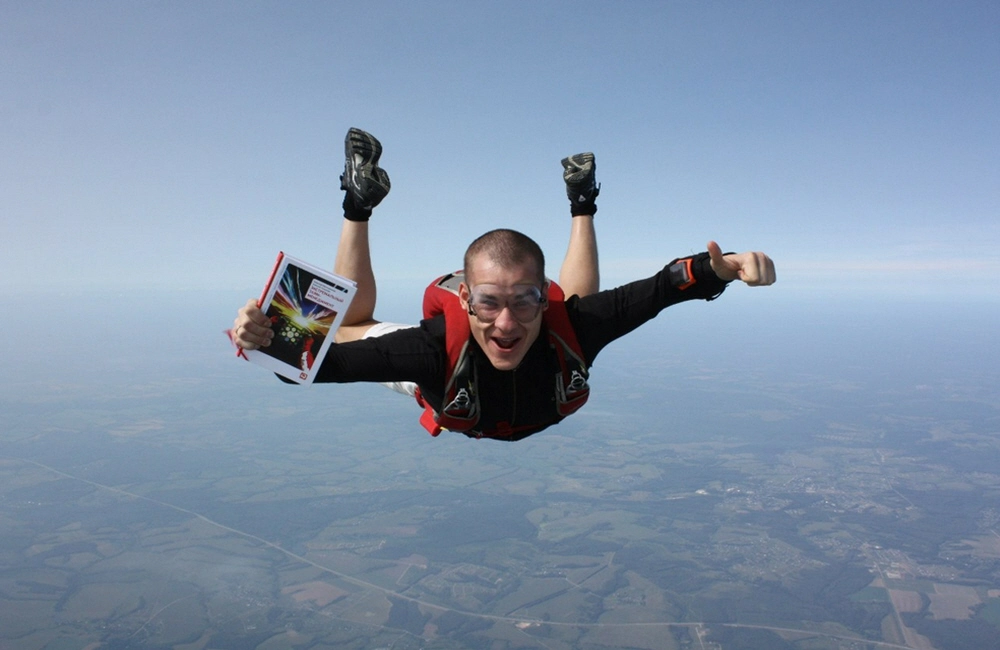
left=3, top=1, right=998, bottom=302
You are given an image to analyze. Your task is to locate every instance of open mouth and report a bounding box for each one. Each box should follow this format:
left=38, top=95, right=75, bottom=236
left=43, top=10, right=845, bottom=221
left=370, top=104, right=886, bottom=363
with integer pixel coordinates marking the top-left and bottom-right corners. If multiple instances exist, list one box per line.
left=492, top=336, right=521, bottom=351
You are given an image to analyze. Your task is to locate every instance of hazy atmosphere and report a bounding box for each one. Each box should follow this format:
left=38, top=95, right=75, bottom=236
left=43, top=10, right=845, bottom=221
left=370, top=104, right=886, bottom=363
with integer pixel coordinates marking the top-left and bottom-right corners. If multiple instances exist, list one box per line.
left=2, top=2, right=999, bottom=649
left=3, top=1, right=998, bottom=298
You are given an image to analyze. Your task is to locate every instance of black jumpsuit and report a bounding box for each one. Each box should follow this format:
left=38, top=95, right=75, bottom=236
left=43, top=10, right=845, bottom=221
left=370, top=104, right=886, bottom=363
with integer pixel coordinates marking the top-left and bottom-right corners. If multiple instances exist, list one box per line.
left=311, top=253, right=729, bottom=440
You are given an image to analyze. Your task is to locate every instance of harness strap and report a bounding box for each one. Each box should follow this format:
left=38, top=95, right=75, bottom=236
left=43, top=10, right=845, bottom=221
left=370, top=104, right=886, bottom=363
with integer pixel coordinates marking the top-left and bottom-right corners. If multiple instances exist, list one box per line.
left=416, top=272, right=589, bottom=437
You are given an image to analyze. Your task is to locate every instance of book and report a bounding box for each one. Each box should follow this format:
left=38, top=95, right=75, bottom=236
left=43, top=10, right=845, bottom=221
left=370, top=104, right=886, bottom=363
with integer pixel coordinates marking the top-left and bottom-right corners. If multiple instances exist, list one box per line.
left=238, top=252, right=356, bottom=384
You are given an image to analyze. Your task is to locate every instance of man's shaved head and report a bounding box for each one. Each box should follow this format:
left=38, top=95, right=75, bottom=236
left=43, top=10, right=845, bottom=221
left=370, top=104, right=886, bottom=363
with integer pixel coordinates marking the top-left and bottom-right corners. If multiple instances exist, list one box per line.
left=464, top=229, right=545, bottom=285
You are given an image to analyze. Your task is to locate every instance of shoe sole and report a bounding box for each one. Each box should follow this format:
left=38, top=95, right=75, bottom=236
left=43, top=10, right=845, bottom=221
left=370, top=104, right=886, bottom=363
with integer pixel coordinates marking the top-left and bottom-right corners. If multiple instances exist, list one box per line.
left=346, top=127, right=383, bottom=166
left=343, top=128, right=390, bottom=208
left=562, top=152, right=595, bottom=185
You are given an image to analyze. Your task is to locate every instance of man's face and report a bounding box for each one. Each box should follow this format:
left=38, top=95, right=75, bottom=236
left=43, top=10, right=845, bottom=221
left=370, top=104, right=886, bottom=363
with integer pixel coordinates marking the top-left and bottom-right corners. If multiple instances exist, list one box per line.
left=459, top=254, right=547, bottom=371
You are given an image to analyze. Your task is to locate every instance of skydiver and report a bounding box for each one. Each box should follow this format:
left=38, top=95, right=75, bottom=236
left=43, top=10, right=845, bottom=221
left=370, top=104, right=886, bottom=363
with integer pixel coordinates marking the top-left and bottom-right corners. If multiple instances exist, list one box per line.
left=232, top=128, right=776, bottom=441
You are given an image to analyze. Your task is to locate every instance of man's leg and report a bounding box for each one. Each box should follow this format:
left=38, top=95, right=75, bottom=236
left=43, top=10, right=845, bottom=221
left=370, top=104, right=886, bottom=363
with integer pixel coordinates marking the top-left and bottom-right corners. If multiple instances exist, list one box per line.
left=335, top=128, right=391, bottom=343
left=559, top=215, right=599, bottom=298
left=332, top=130, right=418, bottom=397
left=558, top=153, right=601, bottom=298
left=331, top=222, right=418, bottom=397
left=334, top=219, right=379, bottom=342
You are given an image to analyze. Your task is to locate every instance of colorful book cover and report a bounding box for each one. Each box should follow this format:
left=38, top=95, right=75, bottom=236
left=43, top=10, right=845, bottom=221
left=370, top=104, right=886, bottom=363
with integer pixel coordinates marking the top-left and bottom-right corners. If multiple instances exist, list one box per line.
left=240, top=253, right=356, bottom=384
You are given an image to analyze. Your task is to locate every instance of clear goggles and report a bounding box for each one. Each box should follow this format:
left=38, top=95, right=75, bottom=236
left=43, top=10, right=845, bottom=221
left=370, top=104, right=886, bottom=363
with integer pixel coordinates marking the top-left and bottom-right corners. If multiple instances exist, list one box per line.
left=467, top=284, right=547, bottom=324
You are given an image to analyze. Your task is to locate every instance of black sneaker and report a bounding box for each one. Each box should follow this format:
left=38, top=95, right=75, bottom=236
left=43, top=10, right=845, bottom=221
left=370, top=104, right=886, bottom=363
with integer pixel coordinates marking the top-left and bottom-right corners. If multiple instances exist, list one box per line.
left=561, top=152, right=600, bottom=216
left=340, top=128, right=390, bottom=219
